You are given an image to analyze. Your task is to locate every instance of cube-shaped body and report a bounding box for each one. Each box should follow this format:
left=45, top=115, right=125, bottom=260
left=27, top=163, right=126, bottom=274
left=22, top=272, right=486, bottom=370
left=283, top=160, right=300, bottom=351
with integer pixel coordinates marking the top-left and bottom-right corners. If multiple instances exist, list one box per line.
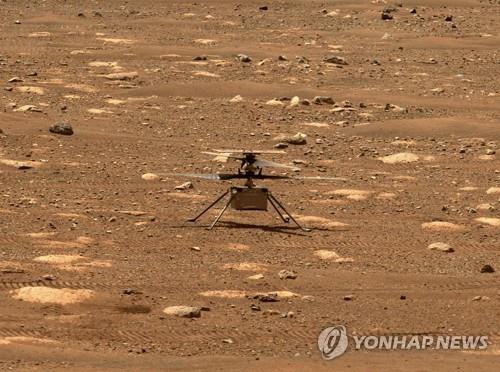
left=230, top=186, right=268, bottom=211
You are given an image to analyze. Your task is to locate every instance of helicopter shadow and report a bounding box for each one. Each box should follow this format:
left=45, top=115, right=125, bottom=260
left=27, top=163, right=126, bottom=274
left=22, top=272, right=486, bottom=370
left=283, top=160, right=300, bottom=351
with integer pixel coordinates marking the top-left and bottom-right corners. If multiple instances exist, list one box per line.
left=171, top=221, right=310, bottom=236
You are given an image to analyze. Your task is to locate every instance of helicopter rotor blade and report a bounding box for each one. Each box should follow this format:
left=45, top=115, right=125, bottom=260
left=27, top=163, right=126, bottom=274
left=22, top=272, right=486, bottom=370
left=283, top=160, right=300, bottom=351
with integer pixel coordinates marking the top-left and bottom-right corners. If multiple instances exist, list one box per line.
left=254, top=158, right=299, bottom=170
left=291, top=176, right=348, bottom=182
left=201, top=151, right=245, bottom=161
left=211, top=149, right=286, bottom=155
left=157, top=172, right=244, bottom=181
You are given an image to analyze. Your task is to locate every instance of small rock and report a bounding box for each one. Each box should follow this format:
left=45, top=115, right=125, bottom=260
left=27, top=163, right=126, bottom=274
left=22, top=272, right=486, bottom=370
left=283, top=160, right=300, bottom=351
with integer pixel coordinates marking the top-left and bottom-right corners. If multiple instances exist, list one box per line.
left=247, top=273, right=264, bottom=280
left=49, top=122, right=73, bottom=136
left=324, top=56, right=348, bottom=65
left=301, top=295, right=315, bottom=302
left=229, top=95, right=244, bottom=103
left=14, top=105, right=42, bottom=113
left=445, top=15, right=453, bottom=22
left=249, top=293, right=279, bottom=302
left=472, top=295, right=489, bottom=301
left=141, top=173, right=160, bottom=181
left=191, top=246, right=201, bottom=251
left=103, top=72, right=138, bottom=81
left=259, top=6, right=268, bottom=11
left=250, top=304, right=261, bottom=311
left=123, top=288, right=142, bottom=295
left=275, top=132, right=307, bottom=145
left=313, top=96, right=334, bottom=105
left=193, top=55, right=207, bottom=61
left=381, top=11, right=393, bottom=20
left=278, top=270, right=297, bottom=280
left=266, top=98, right=285, bottom=107
left=278, top=55, right=287, bottom=61
left=236, top=54, right=252, bottom=63
left=480, top=264, right=495, bottom=273
left=163, top=305, right=201, bottom=318
left=486, top=149, right=496, bottom=155
left=175, top=181, right=193, bottom=190
left=428, top=242, right=454, bottom=253
left=274, top=142, right=288, bottom=149
left=343, top=294, right=354, bottom=301
left=222, top=338, right=234, bottom=344
left=288, top=96, right=300, bottom=108
left=8, top=77, right=23, bottom=83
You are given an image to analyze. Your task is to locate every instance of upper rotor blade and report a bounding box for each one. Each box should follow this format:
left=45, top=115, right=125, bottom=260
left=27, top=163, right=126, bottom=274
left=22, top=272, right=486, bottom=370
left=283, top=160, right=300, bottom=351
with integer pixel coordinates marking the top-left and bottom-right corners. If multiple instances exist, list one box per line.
left=254, top=158, right=299, bottom=170
left=211, top=149, right=286, bottom=155
left=201, top=151, right=245, bottom=160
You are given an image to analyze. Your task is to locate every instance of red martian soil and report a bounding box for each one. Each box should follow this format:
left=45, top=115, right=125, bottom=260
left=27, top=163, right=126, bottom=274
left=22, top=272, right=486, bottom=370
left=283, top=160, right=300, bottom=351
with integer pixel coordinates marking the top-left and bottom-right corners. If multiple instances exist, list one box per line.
left=0, top=0, right=499, bottom=370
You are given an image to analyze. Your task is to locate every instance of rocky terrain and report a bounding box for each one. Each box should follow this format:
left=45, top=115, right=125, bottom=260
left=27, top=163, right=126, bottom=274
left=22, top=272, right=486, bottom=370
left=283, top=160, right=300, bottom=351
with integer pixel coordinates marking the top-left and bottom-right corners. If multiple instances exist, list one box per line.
left=0, top=0, right=499, bottom=370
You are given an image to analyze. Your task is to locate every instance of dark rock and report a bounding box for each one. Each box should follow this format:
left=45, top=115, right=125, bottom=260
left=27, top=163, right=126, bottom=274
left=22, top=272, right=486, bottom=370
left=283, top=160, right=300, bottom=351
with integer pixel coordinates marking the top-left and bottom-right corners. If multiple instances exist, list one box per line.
left=193, top=55, right=207, bottom=61
left=480, top=264, right=495, bottom=273
left=49, top=122, right=73, bottom=136
left=445, top=15, right=453, bottom=22
left=324, top=56, right=348, bottom=65
left=259, top=6, right=268, bottom=11
left=237, top=54, right=252, bottom=63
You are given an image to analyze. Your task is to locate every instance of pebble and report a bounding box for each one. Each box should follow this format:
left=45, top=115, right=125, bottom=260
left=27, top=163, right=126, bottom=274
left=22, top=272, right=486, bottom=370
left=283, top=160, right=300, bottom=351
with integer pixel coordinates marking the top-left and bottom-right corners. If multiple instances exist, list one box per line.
left=343, top=294, right=354, bottom=301
left=229, top=95, right=244, bottom=103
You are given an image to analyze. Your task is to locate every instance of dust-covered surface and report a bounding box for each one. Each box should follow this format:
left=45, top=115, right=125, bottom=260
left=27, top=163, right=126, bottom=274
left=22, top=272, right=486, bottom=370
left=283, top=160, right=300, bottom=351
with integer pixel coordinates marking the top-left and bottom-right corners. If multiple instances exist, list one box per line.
left=0, top=0, right=499, bottom=370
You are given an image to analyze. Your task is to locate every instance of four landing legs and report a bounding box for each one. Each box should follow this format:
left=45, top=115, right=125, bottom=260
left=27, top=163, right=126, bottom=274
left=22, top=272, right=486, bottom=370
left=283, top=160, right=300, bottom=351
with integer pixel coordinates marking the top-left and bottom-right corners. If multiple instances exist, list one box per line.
left=187, top=189, right=311, bottom=232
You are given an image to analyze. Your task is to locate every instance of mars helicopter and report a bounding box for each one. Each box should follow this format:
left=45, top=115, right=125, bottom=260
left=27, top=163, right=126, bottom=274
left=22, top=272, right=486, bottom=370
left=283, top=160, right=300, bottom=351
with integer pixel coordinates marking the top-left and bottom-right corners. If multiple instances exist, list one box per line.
left=161, top=149, right=342, bottom=231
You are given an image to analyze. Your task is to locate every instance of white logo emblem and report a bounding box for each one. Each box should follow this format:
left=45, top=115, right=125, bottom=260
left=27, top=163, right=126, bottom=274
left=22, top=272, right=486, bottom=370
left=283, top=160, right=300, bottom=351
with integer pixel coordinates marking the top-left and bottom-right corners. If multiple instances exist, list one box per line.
left=318, top=325, right=348, bottom=360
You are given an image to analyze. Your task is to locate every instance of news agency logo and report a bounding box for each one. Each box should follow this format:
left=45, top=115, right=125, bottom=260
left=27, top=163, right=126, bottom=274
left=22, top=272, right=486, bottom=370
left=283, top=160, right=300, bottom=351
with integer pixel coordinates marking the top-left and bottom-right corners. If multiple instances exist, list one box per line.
left=317, top=325, right=349, bottom=360
left=318, top=325, right=489, bottom=360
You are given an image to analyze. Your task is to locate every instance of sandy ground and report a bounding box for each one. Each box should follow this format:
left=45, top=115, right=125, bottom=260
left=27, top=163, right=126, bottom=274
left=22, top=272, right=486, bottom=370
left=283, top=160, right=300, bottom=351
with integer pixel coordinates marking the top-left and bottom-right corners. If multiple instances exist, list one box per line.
left=0, top=0, right=499, bottom=370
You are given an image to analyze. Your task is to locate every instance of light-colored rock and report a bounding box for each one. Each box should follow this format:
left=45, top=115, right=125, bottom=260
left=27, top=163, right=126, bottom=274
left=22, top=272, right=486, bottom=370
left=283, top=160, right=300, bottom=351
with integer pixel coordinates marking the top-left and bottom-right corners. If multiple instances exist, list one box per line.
left=486, top=187, right=500, bottom=195
left=247, top=273, right=264, bottom=280
left=475, top=217, right=500, bottom=227
left=141, top=173, right=160, bottom=181
left=421, top=221, right=465, bottom=231
left=274, top=132, right=307, bottom=145
left=266, top=99, right=284, bottom=107
left=0, top=159, right=42, bottom=169
left=34, top=255, right=85, bottom=264
left=175, top=181, right=193, bottom=190
left=428, top=242, right=454, bottom=253
left=13, top=105, right=42, bottom=113
left=223, top=263, right=268, bottom=271
left=229, top=95, right=243, bottom=103
left=163, top=305, right=201, bottom=318
left=103, top=72, right=138, bottom=80
left=14, top=86, right=45, bottom=95
left=379, top=153, right=419, bottom=164
left=288, top=96, right=300, bottom=108
left=11, top=287, right=94, bottom=305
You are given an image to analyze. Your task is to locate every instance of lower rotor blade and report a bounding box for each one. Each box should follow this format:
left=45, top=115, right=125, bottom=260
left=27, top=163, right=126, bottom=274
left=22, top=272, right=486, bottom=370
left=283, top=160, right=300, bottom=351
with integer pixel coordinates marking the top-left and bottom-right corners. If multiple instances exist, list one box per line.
left=157, top=172, right=242, bottom=181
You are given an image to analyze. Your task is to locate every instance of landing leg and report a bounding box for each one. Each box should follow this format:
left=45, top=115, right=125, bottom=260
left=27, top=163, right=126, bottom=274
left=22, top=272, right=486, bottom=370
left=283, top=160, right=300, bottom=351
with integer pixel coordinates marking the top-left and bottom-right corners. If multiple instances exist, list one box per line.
left=268, top=193, right=311, bottom=232
left=268, top=195, right=290, bottom=223
left=207, top=194, right=234, bottom=230
left=187, top=190, right=229, bottom=222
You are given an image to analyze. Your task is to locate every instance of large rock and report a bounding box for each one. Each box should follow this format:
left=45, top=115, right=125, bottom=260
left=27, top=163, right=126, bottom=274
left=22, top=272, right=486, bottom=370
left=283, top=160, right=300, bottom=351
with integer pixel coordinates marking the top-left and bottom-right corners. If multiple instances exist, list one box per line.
left=163, top=305, right=201, bottom=318
left=49, top=122, right=73, bottom=136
